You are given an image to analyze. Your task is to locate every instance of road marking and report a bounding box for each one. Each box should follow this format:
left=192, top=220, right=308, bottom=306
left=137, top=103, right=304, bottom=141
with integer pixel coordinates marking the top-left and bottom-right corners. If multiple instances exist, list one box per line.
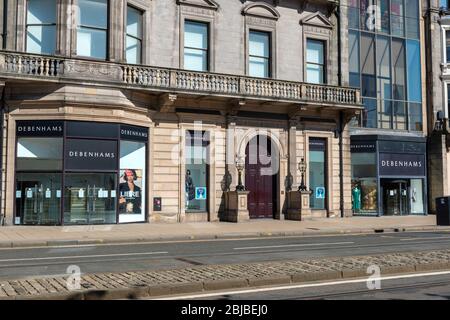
left=0, top=251, right=168, bottom=263
left=157, top=270, right=450, bottom=300
left=400, top=236, right=450, bottom=241
left=233, top=242, right=354, bottom=250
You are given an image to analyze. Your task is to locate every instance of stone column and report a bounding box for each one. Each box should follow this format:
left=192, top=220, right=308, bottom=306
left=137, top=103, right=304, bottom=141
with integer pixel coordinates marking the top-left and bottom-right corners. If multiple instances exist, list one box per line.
left=109, top=0, right=125, bottom=62
left=56, top=0, right=72, bottom=56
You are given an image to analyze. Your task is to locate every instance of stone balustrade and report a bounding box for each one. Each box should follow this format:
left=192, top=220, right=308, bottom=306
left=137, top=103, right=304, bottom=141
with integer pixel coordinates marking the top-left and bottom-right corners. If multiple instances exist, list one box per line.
left=0, top=51, right=361, bottom=106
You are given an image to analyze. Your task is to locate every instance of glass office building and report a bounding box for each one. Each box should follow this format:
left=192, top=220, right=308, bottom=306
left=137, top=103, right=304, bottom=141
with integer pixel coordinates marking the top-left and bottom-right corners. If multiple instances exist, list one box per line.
left=348, top=0, right=427, bottom=216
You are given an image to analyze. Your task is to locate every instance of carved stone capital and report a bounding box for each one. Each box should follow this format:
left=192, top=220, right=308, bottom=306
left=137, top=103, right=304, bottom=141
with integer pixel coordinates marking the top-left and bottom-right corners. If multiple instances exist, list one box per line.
left=158, top=93, right=178, bottom=113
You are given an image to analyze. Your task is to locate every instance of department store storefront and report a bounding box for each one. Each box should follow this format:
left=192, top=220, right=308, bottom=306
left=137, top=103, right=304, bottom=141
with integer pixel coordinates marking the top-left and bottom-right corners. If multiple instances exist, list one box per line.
left=14, top=120, right=148, bottom=225
left=351, top=135, right=427, bottom=217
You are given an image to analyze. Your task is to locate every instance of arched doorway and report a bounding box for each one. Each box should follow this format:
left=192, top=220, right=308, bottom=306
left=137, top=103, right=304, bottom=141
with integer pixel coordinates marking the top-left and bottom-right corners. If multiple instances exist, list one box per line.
left=245, top=135, right=279, bottom=219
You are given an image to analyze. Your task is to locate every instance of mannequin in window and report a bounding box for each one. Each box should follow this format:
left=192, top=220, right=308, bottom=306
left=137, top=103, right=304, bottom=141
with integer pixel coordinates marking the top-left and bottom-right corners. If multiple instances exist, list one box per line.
left=185, top=169, right=195, bottom=207
left=352, top=183, right=361, bottom=213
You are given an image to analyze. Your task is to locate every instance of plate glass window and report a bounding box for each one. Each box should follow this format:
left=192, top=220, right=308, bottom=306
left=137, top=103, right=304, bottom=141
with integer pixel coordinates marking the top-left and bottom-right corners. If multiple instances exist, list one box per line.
left=77, top=0, right=108, bottom=59
left=184, top=21, right=208, bottom=71
left=185, top=131, right=209, bottom=213
left=309, top=138, right=327, bottom=210
left=26, top=0, right=56, bottom=54
left=249, top=31, right=270, bottom=78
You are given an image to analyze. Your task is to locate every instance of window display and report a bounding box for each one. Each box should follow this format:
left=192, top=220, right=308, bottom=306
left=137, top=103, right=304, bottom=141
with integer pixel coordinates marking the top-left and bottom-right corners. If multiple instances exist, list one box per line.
left=309, top=138, right=326, bottom=210
left=185, top=131, right=209, bottom=213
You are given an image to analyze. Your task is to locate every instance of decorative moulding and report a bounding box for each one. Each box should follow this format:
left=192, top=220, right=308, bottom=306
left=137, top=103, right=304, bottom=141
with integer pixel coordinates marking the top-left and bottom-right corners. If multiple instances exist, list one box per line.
left=176, top=0, right=219, bottom=10
left=242, top=2, right=280, bottom=20
left=300, top=11, right=333, bottom=29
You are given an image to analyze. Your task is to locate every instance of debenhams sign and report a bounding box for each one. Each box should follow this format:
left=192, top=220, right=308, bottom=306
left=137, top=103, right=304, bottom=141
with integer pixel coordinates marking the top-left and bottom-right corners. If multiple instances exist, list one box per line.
left=379, top=153, right=425, bottom=177
left=65, top=139, right=118, bottom=171
left=16, top=121, right=64, bottom=137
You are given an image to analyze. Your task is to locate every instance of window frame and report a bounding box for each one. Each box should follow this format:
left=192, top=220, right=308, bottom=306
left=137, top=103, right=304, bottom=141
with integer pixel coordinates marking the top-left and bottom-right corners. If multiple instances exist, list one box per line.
left=183, top=19, right=210, bottom=72
left=25, top=0, right=57, bottom=55
left=305, top=38, right=326, bottom=84
left=125, top=4, right=143, bottom=65
left=248, top=29, right=272, bottom=78
left=74, top=0, right=110, bottom=61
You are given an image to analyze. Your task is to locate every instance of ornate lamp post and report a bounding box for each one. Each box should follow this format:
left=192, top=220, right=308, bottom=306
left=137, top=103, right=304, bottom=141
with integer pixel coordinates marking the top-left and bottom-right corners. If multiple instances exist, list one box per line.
left=298, top=158, right=307, bottom=192
left=236, top=156, right=246, bottom=191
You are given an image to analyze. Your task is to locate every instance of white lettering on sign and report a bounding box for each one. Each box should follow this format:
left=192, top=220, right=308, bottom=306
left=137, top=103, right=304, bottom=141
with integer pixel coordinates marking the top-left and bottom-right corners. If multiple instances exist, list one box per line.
left=381, top=160, right=422, bottom=168
left=68, top=151, right=116, bottom=159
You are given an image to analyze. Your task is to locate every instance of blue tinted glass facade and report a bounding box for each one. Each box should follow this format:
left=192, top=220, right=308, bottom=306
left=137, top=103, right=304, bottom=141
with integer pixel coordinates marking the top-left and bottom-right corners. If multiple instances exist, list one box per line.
left=348, top=0, right=422, bottom=131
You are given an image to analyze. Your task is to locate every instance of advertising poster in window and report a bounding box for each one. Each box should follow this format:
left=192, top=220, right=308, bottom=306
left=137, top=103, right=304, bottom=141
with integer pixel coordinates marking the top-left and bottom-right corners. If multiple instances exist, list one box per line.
left=119, top=141, right=146, bottom=223
left=119, top=169, right=143, bottom=214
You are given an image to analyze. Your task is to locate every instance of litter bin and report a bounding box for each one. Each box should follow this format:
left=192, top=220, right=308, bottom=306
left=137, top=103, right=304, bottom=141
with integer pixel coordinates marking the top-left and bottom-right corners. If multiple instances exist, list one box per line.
left=435, top=197, right=450, bottom=226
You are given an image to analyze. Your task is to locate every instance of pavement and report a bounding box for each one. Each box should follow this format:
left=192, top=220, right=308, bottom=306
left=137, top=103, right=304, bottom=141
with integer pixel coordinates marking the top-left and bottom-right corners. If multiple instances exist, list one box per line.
left=0, top=215, right=446, bottom=248
left=1, top=249, right=450, bottom=300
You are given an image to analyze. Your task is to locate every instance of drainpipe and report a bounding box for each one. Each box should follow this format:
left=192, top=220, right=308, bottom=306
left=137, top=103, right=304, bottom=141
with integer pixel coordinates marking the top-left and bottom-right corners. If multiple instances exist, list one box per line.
left=0, top=84, right=4, bottom=226
left=334, top=4, right=344, bottom=218
left=2, top=0, right=7, bottom=49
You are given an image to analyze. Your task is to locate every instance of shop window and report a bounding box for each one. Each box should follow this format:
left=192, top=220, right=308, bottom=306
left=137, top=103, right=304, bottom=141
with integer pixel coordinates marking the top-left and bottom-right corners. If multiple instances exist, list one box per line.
left=63, top=173, right=117, bottom=225
left=76, top=0, right=108, bottom=59
left=119, top=140, right=146, bottom=223
left=185, top=130, right=209, bottom=213
left=184, top=20, right=209, bottom=72
left=410, top=179, right=425, bottom=214
left=306, top=39, right=325, bottom=84
left=17, top=137, right=62, bottom=171
left=309, top=138, right=326, bottom=210
left=249, top=30, right=271, bottom=78
left=16, top=172, right=62, bottom=225
left=351, top=152, right=378, bottom=215
left=126, top=6, right=143, bottom=64
left=26, top=0, right=56, bottom=55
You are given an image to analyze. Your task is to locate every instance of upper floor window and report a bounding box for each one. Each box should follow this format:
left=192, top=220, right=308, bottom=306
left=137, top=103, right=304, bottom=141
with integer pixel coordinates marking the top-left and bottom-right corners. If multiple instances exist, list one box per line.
left=446, top=30, right=450, bottom=64
left=184, top=20, right=209, bottom=72
left=441, top=0, right=450, bottom=10
left=26, top=0, right=56, bottom=55
left=77, top=0, right=108, bottom=59
left=306, top=39, right=325, bottom=84
left=249, top=30, right=270, bottom=78
left=126, top=6, right=143, bottom=64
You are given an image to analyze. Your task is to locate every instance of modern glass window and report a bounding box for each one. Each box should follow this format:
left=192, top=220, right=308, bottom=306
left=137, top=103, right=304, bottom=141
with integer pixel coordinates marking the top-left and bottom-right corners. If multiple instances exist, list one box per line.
left=349, top=0, right=422, bottom=131
left=184, top=20, right=208, bottom=72
left=410, top=179, right=425, bottom=214
left=63, top=173, right=117, bottom=225
left=392, top=38, right=406, bottom=101
left=361, top=33, right=376, bottom=97
left=126, top=6, right=143, bottom=64
left=76, top=0, right=108, bottom=59
left=349, top=30, right=360, bottom=88
left=306, top=39, right=325, bottom=84
left=391, top=0, right=404, bottom=37
left=185, top=130, right=209, bottom=213
left=309, top=138, right=327, bottom=210
left=17, top=138, right=63, bottom=171
left=351, top=152, right=378, bottom=215
left=16, top=173, right=62, bottom=225
left=249, top=30, right=270, bottom=78
left=409, top=103, right=423, bottom=131
left=26, top=0, right=56, bottom=54
left=119, top=140, right=146, bottom=223
left=362, top=98, right=377, bottom=128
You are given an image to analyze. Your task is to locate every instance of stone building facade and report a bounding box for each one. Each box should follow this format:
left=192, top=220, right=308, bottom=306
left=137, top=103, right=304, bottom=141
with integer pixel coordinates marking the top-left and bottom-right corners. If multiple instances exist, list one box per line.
left=425, top=0, right=450, bottom=213
left=0, top=0, right=362, bottom=226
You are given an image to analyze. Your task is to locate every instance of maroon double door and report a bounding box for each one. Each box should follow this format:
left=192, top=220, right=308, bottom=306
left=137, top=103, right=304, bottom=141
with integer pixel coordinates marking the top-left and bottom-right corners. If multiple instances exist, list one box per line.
left=245, top=136, right=278, bottom=219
